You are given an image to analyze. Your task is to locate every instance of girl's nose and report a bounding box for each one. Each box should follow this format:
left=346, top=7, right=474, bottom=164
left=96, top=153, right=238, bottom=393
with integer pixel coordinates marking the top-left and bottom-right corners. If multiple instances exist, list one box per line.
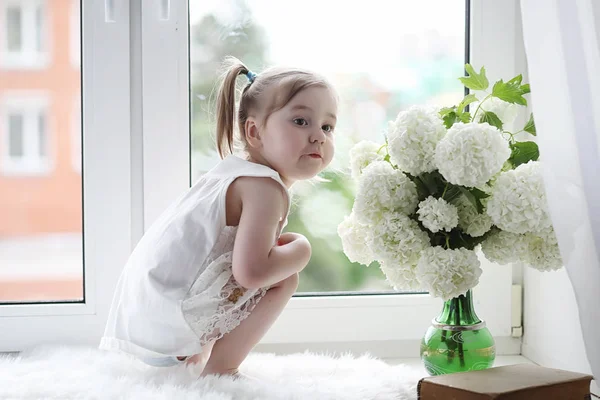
left=310, top=128, right=326, bottom=144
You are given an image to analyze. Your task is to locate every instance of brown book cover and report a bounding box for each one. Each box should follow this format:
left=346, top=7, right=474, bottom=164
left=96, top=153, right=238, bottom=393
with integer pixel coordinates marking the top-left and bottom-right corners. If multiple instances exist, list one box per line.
left=418, top=363, right=593, bottom=399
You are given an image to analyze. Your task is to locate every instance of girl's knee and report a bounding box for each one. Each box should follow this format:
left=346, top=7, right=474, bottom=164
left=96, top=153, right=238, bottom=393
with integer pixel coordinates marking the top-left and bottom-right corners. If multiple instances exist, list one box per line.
left=280, top=272, right=299, bottom=292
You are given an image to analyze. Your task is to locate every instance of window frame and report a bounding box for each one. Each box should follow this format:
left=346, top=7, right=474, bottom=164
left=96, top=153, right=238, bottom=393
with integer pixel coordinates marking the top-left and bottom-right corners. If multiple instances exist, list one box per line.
left=0, top=0, right=527, bottom=356
left=0, top=0, right=50, bottom=70
left=139, top=0, right=526, bottom=357
left=0, top=0, right=134, bottom=352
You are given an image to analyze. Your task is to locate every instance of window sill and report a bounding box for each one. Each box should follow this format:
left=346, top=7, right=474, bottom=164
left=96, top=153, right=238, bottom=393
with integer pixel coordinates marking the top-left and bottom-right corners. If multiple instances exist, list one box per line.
left=1, top=161, right=52, bottom=176
left=0, top=54, right=50, bottom=70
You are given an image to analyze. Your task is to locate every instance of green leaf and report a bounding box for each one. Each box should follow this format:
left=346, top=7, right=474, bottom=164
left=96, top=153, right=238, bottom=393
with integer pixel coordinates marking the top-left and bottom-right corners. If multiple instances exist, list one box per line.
left=492, top=79, right=528, bottom=105
left=521, top=83, right=531, bottom=94
left=443, top=185, right=463, bottom=204
left=510, top=141, right=540, bottom=167
left=459, top=64, right=489, bottom=91
left=469, top=187, right=490, bottom=199
left=459, top=187, right=483, bottom=213
left=507, top=74, right=523, bottom=86
left=459, top=112, right=471, bottom=123
left=419, top=172, right=440, bottom=195
left=480, top=111, right=504, bottom=131
left=457, top=94, right=478, bottom=115
left=457, top=186, right=489, bottom=213
left=443, top=111, right=458, bottom=129
left=412, top=177, right=429, bottom=201
left=439, top=107, right=456, bottom=118
left=524, top=113, right=536, bottom=136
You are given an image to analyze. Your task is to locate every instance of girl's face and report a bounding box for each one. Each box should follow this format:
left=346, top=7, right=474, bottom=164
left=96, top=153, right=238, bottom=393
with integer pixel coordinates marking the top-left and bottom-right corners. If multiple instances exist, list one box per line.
left=251, top=86, right=337, bottom=186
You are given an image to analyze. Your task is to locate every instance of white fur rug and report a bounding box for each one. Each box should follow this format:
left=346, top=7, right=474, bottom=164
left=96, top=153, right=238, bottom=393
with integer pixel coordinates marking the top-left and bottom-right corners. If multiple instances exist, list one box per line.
left=0, top=346, right=423, bottom=399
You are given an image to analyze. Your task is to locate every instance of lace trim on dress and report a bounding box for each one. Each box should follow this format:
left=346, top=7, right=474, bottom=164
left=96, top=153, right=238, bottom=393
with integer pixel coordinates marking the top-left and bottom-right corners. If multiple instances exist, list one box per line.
left=181, top=226, right=268, bottom=348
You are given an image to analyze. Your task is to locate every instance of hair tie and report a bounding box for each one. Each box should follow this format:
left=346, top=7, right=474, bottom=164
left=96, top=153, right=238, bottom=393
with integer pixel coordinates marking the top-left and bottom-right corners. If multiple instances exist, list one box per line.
left=245, top=70, right=257, bottom=83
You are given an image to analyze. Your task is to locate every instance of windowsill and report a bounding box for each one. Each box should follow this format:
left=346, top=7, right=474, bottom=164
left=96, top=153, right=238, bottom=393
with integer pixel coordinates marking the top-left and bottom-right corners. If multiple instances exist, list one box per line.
left=0, top=55, right=50, bottom=70
left=1, top=161, right=52, bottom=176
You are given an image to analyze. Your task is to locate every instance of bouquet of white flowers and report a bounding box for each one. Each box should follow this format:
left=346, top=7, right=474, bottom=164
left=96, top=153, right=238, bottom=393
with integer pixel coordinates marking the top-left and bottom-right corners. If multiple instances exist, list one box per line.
left=338, top=65, right=563, bottom=301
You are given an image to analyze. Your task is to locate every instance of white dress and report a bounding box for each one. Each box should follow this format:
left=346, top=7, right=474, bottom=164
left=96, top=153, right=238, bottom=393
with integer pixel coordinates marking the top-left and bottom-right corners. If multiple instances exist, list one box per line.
left=99, top=155, right=290, bottom=360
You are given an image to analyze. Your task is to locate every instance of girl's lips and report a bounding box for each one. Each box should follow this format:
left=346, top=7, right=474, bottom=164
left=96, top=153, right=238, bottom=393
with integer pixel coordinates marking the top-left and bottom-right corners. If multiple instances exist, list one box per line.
left=308, top=153, right=322, bottom=159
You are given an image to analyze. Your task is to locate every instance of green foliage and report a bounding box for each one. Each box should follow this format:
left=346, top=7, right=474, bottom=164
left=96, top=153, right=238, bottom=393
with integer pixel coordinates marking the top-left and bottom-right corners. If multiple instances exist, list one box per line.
left=459, top=64, right=489, bottom=91
left=524, top=113, right=536, bottom=136
left=490, top=74, right=529, bottom=106
left=509, top=141, right=540, bottom=167
left=479, top=111, right=503, bottom=130
left=457, top=94, right=478, bottom=115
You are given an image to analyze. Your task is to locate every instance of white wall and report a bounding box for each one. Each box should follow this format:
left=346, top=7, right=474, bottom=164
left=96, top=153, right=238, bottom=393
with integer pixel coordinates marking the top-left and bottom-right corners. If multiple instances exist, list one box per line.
left=522, top=266, right=598, bottom=394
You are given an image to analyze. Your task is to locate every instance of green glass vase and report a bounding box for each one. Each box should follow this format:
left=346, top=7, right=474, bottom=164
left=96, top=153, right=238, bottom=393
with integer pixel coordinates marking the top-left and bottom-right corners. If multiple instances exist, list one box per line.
left=420, top=290, right=495, bottom=375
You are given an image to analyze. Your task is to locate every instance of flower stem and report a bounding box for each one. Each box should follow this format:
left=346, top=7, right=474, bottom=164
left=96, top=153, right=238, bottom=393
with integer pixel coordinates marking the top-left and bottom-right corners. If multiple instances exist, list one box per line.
left=441, top=183, right=449, bottom=199
left=473, top=94, right=492, bottom=120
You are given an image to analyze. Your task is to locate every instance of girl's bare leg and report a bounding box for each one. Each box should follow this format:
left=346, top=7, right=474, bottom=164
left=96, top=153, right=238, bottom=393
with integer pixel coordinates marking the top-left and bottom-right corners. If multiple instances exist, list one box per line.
left=199, top=272, right=299, bottom=377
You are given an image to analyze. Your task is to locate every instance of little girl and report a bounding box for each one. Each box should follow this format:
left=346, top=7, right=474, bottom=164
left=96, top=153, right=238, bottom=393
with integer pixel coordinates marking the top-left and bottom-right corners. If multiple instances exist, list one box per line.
left=99, top=56, right=338, bottom=379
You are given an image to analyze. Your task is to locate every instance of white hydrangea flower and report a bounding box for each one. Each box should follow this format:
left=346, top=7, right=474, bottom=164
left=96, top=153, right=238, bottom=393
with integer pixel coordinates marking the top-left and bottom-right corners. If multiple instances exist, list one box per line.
left=522, top=228, right=563, bottom=271
left=473, top=97, right=520, bottom=130
left=456, top=196, right=493, bottom=237
left=416, top=246, right=482, bottom=301
left=387, top=105, right=447, bottom=175
left=366, top=209, right=430, bottom=266
left=337, top=213, right=375, bottom=266
left=435, top=122, right=511, bottom=187
left=349, top=140, right=385, bottom=179
left=353, top=161, right=418, bottom=225
left=481, top=230, right=526, bottom=265
left=486, top=161, right=552, bottom=234
left=379, top=261, right=422, bottom=291
left=417, top=196, right=459, bottom=233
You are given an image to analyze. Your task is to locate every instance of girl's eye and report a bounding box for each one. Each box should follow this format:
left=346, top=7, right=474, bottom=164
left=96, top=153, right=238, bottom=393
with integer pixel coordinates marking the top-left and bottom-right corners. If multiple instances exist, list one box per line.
left=293, top=118, right=308, bottom=126
left=322, top=125, right=334, bottom=133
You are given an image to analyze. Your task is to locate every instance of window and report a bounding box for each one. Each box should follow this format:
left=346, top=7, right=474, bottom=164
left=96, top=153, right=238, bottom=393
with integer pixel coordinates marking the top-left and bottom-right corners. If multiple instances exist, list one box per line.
left=189, top=0, right=467, bottom=294
left=1, top=95, right=51, bottom=175
left=0, top=0, right=133, bottom=353
left=140, top=0, right=522, bottom=354
left=1, top=0, right=49, bottom=69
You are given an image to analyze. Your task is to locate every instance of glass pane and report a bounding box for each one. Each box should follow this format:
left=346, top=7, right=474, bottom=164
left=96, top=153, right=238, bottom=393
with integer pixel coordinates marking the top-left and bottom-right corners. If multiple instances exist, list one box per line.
left=6, top=6, right=22, bottom=52
left=8, top=114, right=24, bottom=157
left=189, top=0, right=467, bottom=293
left=35, top=5, right=45, bottom=52
left=0, top=0, right=83, bottom=303
left=37, top=112, right=46, bottom=158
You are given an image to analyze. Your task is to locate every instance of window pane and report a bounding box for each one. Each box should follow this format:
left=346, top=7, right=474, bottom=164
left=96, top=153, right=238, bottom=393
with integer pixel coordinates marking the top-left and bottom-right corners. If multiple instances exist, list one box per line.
left=8, top=114, right=24, bottom=158
left=37, top=112, right=46, bottom=158
left=189, top=0, right=466, bottom=293
left=6, top=6, right=22, bottom=52
left=35, top=4, right=44, bottom=52
left=0, top=0, right=83, bottom=303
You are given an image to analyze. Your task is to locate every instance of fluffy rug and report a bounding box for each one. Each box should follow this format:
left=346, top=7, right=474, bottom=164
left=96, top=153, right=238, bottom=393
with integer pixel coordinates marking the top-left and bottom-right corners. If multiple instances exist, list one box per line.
left=0, top=346, right=423, bottom=399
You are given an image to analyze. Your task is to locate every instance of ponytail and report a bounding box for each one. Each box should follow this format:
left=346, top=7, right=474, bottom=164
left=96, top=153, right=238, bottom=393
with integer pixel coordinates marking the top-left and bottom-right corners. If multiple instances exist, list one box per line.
left=215, top=57, right=250, bottom=159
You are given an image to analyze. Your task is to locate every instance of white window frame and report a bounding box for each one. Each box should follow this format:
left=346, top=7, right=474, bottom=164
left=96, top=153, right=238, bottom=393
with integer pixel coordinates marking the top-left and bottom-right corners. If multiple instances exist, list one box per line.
left=0, top=0, right=50, bottom=70
left=1, top=92, right=52, bottom=176
left=0, top=1, right=134, bottom=352
left=139, top=0, right=526, bottom=358
left=71, top=96, right=81, bottom=173
left=0, top=0, right=527, bottom=356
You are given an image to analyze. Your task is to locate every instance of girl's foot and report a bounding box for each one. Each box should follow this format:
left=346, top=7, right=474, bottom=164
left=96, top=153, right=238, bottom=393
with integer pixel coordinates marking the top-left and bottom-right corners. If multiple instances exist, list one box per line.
left=200, top=367, right=257, bottom=381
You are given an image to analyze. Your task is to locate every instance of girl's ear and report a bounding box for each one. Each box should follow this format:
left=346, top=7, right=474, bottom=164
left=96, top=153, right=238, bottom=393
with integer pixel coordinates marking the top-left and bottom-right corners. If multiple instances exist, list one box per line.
left=245, top=117, right=262, bottom=149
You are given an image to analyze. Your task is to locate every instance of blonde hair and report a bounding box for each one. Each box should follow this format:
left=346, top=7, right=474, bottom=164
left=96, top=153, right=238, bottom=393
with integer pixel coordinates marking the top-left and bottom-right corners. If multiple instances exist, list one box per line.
left=215, top=56, right=336, bottom=159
